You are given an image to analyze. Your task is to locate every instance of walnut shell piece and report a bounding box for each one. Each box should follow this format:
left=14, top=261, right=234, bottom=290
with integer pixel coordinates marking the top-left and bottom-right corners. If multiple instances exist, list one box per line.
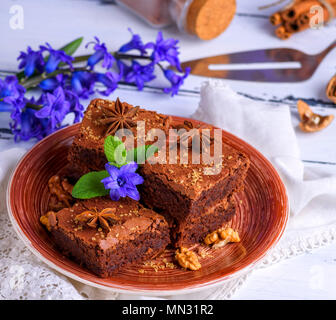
left=175, top=247, right=201, bottom=271
left=297, top=100, right=334, bottom=133
left=326, top=75, right=336, bottom=104
left=48, top=175, right=73, bottom=207
left=61, top=178, right=73, bottom=194
left=40, top=211, right=57, bottom=231
left=204, top=230, right=219, bottom=245
left=204, top=227, right=240, bottom=249
left=218, top=228, right=240, bottom=242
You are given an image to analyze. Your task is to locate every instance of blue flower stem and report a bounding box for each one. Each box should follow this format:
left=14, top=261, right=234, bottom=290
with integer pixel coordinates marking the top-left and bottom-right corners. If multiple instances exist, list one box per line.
left=73, top=52, right=166, bottom=73
left=19, top=53, right=165, bottom=90
left=113, top=53, right=166, bottom=71
left=25, top=102, right=43, bottom=110
left=72, top=52, right=153, bottom=63
left=114, top=53, right=152, bottom=61
left=20, top=66, right=89, bottom=89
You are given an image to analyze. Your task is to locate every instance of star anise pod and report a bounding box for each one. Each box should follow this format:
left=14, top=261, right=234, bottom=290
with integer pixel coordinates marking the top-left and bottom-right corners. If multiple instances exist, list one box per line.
left=174, top=120, right=214, bottom=152
left=99, top=97, right=139, bottom=136
left=75, top=208, right=119, bottom=231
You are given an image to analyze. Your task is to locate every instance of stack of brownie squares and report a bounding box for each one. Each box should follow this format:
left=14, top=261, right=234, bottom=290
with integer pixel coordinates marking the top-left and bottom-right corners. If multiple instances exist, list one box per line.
left=43, top=98, right=249, bottom=277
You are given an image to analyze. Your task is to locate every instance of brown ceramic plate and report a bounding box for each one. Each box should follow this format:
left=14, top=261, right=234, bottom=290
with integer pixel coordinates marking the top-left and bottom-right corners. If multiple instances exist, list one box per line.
left=7, top=117, right=289, bottom=295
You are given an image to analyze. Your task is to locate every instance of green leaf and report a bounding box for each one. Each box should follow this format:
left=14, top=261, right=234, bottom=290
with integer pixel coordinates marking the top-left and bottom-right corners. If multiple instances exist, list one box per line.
left=59, top=37, right=83, bottom=56
left=104, top=135, right=127, bottom=167
left=16, top=37, right=84, bottom=81
left=126, top=145, right=159, bottom=164
left=72, top=170, right=110, bottom=199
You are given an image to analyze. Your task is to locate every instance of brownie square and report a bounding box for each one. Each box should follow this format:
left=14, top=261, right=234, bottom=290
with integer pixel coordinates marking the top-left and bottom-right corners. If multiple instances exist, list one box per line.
left=68, top=98, right=171, bottom=172
left=42, top=197, right=170, bottom=277
left=139, top=144, right=249, bottom=219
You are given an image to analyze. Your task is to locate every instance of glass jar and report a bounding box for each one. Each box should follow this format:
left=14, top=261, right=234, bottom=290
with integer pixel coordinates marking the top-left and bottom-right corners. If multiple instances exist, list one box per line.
left=115, top=0, right=237, bottom=40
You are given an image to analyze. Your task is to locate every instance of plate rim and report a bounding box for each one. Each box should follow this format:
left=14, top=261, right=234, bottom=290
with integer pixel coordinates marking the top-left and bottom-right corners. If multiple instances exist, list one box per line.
left=6, top=119, right=289, bottom=296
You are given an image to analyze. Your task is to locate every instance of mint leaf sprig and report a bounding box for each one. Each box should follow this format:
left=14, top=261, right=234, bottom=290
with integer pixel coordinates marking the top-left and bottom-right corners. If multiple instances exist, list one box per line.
left=72, top=136, right=158, bottom=199
left=72, top=171, right=110, bottom=199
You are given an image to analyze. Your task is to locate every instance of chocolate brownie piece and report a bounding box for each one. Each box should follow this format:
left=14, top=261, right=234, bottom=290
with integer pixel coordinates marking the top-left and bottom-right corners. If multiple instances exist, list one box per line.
left=139, top=146, right=249, bottom=221
left=68, top=98, right=171, bottom=172
left=173, top=196, right=237, bottom=247
left=42, top=197, right=170, bottom=277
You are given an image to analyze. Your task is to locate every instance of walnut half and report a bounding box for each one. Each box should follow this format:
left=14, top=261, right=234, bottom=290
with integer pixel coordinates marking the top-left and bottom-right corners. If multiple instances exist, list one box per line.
left=48, top=175, right=73, bottom=207
left=175, top=247, right=201, bottom=271
left=297, top=100, right=334, bottom=133
left=326, top=75, right=336, bottom=104
left=204, top=227, right=240, bottom=249
left=40, top=211, right=57, bottom=231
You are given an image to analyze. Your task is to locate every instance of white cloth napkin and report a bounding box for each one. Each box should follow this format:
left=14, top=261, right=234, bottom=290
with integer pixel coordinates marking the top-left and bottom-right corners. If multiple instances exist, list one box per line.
left=192, top=81, right=336, bottom=271
left=193, top=81, right=336, bottom=216
left=1, top=80, right=336, bottom=300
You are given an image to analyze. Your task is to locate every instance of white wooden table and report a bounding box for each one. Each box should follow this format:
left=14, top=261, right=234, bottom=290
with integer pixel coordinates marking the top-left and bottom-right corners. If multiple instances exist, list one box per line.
left=1, top=0, right=336, bottom=299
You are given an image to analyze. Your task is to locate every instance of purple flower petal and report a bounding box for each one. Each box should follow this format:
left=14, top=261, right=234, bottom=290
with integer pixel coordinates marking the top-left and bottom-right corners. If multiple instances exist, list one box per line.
left=118, top=186, right=127, bottom=198
left=86, top=37, right=115, bottom=69
left=17, top=46, right=45, bottom=77
left=101, top=177, right=119, bottom=190
left=101, top=161, right=143, bottom=202
left=123, top=61, right=155, bottom=90
left=125, top=187, right=140, bottom=201
left=120, top=161, right=138, bottom=174
left=71, top=71, right=96, bottom=99
left=125, top=173, right=144, bottom=185
left=163, top=67, right=190, bottom=96
left=96, top=71, right=121, bottom=96
left=148, top=31, right=182, bottom=71
left=40, top=43, right=74, bottom=73
left=109, top=189, right=121, bottom=201
left=105, top=163, right=120, bottom=179
left=34, top=87, right=71, bottom=133
left=119, top=29, right=148, bottom=55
